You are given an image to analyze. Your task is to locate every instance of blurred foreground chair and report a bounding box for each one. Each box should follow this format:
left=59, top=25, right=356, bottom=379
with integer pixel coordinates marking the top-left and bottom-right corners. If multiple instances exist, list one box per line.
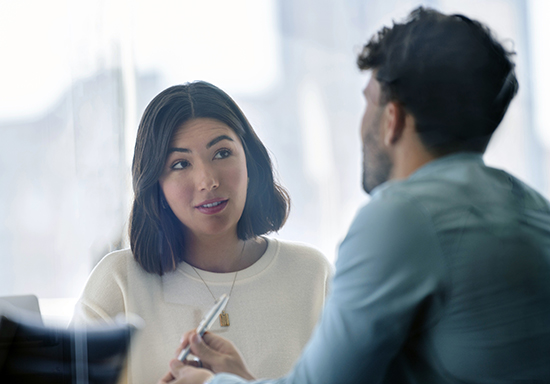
left=0, top=299, right=140, bottom=384
left=0, top=295, right=42, bottom=324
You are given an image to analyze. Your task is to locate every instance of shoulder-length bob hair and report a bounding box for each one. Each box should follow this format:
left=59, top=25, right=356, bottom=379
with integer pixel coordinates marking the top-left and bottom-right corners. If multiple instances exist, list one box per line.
left=129, top=81, right=290, bottom=275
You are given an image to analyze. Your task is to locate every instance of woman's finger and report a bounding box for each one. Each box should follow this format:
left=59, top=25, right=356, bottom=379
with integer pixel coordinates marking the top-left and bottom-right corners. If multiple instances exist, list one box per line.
left=188, top=332, right=222, bottom=364
left=176, top=330, right=195, bottom=353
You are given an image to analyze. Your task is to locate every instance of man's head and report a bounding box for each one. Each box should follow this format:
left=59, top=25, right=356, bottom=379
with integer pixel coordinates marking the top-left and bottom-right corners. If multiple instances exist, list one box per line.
left=361, top=73, right=393, bottom=193
left=357, top=7, right=519, bottom=193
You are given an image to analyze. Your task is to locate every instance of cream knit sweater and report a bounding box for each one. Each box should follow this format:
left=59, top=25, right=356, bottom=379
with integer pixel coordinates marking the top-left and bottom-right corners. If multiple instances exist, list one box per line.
left=72, top=237, right=332, bottom=384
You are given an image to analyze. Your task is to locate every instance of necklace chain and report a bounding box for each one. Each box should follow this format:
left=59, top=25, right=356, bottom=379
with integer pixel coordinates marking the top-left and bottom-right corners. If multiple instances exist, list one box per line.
left=190, top=241, right=246, bottom=327
left=192, top=265, right=238, bottom=302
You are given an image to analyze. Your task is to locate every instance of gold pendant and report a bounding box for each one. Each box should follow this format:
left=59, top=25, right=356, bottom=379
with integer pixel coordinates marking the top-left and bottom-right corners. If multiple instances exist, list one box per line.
left=219, top=311, right=230, bottom=327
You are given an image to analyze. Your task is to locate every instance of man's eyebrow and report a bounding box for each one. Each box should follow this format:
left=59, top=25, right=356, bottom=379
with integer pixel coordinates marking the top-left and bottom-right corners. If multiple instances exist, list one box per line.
left=207, top=135, right=234, bottom=148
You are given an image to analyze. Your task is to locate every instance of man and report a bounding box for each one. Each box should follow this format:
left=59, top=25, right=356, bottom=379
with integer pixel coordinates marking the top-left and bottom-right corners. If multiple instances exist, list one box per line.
left=159, top=7, right=550, bottom=384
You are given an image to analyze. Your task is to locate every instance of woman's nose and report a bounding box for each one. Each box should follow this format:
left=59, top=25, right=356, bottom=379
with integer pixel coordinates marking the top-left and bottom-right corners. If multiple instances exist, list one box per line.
left=196, top=164, right=219, bottom=191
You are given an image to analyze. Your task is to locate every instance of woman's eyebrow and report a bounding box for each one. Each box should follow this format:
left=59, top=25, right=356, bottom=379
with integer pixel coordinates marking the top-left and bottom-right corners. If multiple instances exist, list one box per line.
left=167, top=135, right=234, bottom=154
left=167, top=147, right=190, bottom=154
left=207, top=135, right=234, bottom=148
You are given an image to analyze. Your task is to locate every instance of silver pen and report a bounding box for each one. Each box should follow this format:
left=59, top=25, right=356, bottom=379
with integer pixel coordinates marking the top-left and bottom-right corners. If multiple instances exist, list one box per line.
left=177, top=294, right=229, bottom=362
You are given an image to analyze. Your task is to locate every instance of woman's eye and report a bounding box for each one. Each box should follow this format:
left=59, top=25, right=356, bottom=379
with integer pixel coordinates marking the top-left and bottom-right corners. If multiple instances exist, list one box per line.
left=172, top=160, right=190, bottom=169
left=214, top=149, right=231, bottom=159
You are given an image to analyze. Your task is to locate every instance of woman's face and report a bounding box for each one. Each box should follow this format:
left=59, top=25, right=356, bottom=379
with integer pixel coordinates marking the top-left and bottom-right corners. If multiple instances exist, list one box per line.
left=159, top=118, right=248, bottom=239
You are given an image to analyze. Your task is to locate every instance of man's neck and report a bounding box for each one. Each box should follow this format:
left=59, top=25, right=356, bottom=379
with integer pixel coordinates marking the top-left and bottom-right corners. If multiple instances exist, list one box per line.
left=390, top=137, right=437, bottom=180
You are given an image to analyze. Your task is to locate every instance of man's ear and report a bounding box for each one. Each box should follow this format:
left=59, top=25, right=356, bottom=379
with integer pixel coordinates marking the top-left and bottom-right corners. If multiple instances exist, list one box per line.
left=382, top=101, right=406, bottom=147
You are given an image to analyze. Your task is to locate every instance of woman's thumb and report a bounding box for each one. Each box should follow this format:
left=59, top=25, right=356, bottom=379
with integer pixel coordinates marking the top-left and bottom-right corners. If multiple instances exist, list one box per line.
left=189, top=332, right=218, bottom=361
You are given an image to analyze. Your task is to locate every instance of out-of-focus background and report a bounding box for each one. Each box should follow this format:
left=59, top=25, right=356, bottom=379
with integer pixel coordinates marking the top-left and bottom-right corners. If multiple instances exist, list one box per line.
left=1, top=0, right=548, bottom=325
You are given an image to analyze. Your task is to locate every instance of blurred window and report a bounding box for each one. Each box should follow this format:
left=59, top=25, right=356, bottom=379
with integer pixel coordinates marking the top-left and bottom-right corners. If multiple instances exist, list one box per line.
left=0, top=0, right=547, bottom=324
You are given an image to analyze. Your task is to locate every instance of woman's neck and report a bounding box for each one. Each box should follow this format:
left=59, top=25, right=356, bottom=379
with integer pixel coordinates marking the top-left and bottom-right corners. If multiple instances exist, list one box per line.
left=184, top=232, right=264, bottom=273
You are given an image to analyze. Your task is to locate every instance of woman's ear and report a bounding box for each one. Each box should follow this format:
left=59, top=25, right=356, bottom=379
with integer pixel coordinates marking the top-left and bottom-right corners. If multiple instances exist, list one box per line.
left=382, top=101, right=407, bottom=147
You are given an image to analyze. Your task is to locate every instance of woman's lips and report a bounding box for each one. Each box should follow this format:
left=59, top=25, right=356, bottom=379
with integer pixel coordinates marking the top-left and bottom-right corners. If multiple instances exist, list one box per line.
left=195, top=199, right=228, bottom=215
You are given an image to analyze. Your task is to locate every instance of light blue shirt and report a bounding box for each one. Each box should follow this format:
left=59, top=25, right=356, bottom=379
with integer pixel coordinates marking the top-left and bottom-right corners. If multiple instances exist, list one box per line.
left=213, top=153, right=550, bottom=383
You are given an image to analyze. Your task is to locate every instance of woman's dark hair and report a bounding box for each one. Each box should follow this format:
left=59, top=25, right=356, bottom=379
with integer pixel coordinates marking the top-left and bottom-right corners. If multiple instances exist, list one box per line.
left=129, top=81, right=290, bottom=275
left=357, top=7, right=519, bottom=155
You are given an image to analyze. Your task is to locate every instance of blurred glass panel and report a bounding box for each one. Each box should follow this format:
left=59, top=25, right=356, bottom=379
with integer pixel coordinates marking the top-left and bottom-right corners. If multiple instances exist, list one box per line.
left=0, top=0, right=547, bottom=320
left=133, top=0, right=282, bottom=95
left=0, top=0, right=131, bottom=301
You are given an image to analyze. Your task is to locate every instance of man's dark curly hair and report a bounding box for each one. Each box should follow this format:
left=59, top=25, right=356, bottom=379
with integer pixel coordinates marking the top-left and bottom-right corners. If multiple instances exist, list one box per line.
left=357, top=7, right=519, bottom=155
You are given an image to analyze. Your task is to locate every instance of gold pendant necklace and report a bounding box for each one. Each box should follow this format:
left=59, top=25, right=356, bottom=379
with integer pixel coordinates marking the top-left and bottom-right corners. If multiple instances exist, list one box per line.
left=191, top=241, right=245, bottom=327
left=219, top=308, right=231, bottom=327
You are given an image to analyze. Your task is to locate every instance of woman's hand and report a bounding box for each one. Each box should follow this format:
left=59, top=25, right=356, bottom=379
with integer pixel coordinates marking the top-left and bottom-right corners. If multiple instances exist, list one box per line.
left=177, top=331, right=256, bottom=380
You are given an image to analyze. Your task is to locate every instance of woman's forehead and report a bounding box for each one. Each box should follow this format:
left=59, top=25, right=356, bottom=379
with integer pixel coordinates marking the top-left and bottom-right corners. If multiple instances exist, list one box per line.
left=172, top=118, right=238, bottom=143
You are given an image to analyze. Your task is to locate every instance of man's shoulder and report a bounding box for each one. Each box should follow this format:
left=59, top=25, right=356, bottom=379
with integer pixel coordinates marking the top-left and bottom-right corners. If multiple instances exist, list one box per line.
left=390, top=158, right=549, bottom=211
left=371, top=174, right=457, bottom=210
left=361, top=162, right=550, bottom=249
left=353, top=186, right=433, bottom=236
left=499, top=171, right=550, bottom=212
left=338, top=183, right=446, bottom=293
left=368, top=160, right=548, bottom=222
left=348, top=178, right=453, bottom=256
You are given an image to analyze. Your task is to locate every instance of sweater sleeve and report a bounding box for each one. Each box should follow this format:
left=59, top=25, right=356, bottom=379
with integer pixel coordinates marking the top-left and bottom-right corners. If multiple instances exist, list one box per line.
left=71, top=251, right=129, bottom=326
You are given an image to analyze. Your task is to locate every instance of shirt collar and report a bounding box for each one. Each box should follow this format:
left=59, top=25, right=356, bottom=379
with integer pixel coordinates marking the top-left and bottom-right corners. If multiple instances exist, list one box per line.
left=370, top=152, right=484, bottom=197
left=408, top=152, right=484, bottom=180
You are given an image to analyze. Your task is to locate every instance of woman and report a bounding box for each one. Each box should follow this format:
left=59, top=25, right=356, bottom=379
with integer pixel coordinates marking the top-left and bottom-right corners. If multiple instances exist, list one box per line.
left=72, top=81, right=332, bottom=384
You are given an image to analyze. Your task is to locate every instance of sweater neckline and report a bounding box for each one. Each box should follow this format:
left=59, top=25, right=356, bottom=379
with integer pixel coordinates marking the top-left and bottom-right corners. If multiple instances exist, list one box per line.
left=174, top=236, right=277, bottom=283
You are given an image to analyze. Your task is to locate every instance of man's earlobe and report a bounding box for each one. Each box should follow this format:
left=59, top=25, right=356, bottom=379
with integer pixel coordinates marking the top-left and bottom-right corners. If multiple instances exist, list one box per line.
left=383, top=102, right=406, bottom=146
